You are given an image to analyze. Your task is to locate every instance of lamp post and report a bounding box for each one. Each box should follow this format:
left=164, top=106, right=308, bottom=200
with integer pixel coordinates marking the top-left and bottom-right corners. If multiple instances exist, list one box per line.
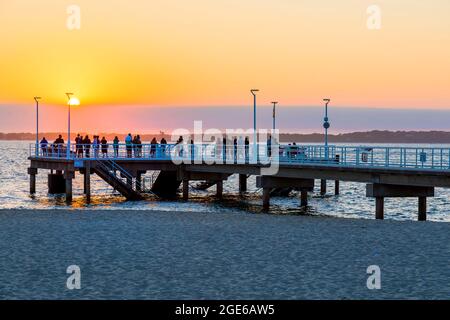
left=66, top=93, right=73, bottom=159
left=271, top=101, right=278, bottom=132
left=323, top=98, right=331, bottom=158
left=251, top=89, right=259, bottom=163
left=34, top=97, right=42, bottom=157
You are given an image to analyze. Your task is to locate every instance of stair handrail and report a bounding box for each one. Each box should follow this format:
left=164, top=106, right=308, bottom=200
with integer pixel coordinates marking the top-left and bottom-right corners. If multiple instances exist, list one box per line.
left=95, top=159, right=142, bottom=192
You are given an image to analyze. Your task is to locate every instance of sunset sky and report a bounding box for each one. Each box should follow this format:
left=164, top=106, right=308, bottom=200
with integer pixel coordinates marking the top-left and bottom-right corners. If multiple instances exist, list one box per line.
left=0, top=0, right=449, bottom=133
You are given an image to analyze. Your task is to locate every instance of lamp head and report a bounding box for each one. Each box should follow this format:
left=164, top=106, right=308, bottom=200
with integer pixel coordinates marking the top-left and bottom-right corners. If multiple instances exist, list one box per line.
left=250, top=89, right=259, bottom=95
left=65, top=93, right=79, bottom=106
left=34, top=97, right=42, bottom=102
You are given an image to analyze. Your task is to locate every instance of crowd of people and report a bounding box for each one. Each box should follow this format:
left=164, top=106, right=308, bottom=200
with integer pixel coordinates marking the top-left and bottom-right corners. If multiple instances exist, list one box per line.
left=38, top=135, right=65, bottom=156
left=38, top=133, right=289, bottom=161
left=39, top=134, right=169, bottom=159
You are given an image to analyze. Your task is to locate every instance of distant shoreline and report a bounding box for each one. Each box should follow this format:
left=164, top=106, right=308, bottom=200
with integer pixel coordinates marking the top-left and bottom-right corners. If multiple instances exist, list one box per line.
left=2, top=130, right=450, bottom=143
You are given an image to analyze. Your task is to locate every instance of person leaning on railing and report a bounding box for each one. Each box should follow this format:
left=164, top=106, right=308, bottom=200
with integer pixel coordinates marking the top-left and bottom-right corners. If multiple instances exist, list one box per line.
left=245, top=137, right=250, bottom=164
left=40, top=137, right=48, bottom=156
left=75, top=134, right=83, bottom=158
left=53, top=135, right=65, bottom=157
left=150, top=137, right=158, bottom=158
left=160, top=138, right=167, bottom=158
left=93, top=136, right=100, bottom=158
left=137, top=135, right=143, bottom=158
left=125, top=133, right=133, bottom=158
left=113, top=136, right=120, bottom=158
left=83, top=135, right=91, bottom=158
left=176, top=136, right=184, bottom=157
left=101, top=136, right=108, bottom=158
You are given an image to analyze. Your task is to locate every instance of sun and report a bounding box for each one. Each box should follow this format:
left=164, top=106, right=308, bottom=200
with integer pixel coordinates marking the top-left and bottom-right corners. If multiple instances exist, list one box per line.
left=68, top=97, right=80, bottom=106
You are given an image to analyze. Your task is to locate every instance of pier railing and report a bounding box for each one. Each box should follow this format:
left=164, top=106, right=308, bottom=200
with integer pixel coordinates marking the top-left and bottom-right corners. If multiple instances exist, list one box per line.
left=29, top=143, right=450, bottom=171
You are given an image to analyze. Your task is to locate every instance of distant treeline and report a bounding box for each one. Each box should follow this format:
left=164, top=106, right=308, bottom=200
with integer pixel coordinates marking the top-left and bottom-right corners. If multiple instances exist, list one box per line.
left=2, top=130, right=450, bottom=143
left=280, top=131, right=450, bottom=143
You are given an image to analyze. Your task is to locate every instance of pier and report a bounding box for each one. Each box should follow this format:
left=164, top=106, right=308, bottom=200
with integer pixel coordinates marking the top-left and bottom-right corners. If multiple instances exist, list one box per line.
left=28, top=143, right=450, bottom=221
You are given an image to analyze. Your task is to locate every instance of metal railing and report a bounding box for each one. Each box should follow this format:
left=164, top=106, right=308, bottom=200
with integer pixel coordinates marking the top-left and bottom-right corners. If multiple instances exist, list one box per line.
left=95, top=158, right=142, bottom=191
left=30, top=143, right=450, bottom=171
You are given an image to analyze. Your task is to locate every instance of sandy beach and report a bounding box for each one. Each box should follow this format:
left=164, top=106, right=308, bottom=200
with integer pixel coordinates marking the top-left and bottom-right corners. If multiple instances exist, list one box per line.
left=0, top=209, right=449, bottom=300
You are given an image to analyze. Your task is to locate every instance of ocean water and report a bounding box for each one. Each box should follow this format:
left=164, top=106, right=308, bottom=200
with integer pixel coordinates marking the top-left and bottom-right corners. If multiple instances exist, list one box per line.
left=0, top=141, right=449, bottom=222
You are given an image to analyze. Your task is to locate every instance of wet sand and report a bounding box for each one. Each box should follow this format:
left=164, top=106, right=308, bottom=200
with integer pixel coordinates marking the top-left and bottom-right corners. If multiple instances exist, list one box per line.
left=0, top=209, right=449, bottom=300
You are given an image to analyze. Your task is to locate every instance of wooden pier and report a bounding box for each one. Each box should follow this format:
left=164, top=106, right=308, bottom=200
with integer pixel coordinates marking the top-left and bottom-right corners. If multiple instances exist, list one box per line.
left=28, top=143, right=450, bottom=221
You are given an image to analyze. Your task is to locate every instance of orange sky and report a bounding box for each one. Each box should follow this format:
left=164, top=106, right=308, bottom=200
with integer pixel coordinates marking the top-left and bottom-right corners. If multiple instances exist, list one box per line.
left=0, top=0, right=449, bottom=109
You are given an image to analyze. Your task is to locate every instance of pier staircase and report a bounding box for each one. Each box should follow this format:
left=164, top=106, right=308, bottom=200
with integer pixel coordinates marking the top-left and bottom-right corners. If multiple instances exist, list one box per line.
left=94, top=159, right=143, bottom=201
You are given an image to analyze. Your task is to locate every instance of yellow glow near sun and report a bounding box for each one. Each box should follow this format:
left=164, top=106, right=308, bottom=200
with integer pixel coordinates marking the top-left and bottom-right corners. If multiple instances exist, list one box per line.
left=68, top=97, right=80, bottom=106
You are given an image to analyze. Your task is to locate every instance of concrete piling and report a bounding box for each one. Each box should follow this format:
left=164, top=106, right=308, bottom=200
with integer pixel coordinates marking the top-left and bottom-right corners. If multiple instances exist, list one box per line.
left=48, top=172, right=66, bottom=194
left=375, top=197, right=384, bottom=220
left=239, top=174, right=247, bottom=193
left=418, top=197, right=427, bottom=221
left=300, top=190, right=308, bottom=207
left=335, top=180, right=340, bottom=195
left=136, top=172, right=142, bottom=192
left=216, top=180, right=223, bottom=199
left=320, top=180, right=327, bottom=196
left=183, top=179, right=189, bottom=201
left=28, top=168, right=37, bottom=194
left=367, top=184, right=434, bottom=221
left=84, top=161, right=91, bottom=203
left=64, top=171, right=75, bottom=203
left=262, top=188, right=271, bottom=210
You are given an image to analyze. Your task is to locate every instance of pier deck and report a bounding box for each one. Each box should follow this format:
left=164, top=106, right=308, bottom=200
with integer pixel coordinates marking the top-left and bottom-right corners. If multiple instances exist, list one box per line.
left=28, top=143, right=450, bottom=221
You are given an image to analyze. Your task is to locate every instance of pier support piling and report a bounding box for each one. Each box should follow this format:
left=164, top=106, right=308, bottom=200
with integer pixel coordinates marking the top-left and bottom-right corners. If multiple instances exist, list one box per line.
left=64, top=171, right=74, bottom=203
left=375, top=197, right=384, bottom=220
left=239, top=174, right=247, bottom=193
left=183, top=179, right=189, bottom=201
left=84, top=162, right=91, bottom=203
left=48, top=172, right=66, bottom=194
left=136, top=172, right=142, bottom=192
left=257, top=176, right=314, bottom=210
left=151, top=171, right=181, bottom=199
left=65, top=179, right=72, bottom=203
left=367, top=184, right=434, bottom=221
left=177, top=171, right=230, bottom=200
left=28, top=168, right=37, bottom=194
left=418, top=197, right=427, bottom=221
left=320, top=180, right=327, bottom=196
left=262, top=188, right=271, bottom=210
left=216, top=180, right=223, bottom=199
left=335, top=180, right=340, bottom=195
left=300, top=190, right=308, bottom=207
